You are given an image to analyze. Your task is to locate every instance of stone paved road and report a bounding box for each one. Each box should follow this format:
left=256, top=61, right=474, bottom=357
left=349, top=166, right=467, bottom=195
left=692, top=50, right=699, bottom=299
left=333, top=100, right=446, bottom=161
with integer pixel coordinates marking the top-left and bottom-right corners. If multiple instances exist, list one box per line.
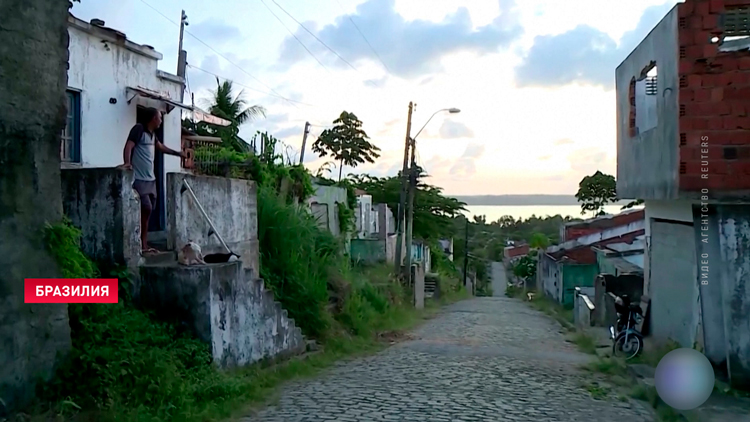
left=243, top=297, right=655, bottom=421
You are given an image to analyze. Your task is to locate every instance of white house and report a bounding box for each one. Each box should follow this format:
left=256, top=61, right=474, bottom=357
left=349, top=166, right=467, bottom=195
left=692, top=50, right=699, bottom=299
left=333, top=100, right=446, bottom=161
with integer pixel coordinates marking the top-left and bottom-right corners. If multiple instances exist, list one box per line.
left=64, top=14, right=189, bottom=233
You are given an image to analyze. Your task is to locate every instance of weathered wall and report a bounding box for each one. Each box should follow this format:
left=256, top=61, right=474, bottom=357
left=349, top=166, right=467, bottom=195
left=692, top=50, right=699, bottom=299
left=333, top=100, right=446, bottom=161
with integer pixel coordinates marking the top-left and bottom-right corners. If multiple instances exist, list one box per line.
left=167, top=173, right=259, bottom=278
left=538, top=253, right=561, bottom=301
left=650, top=219, right=701, bottom=348
left=0, top=0, right=72, bottom=414
left=384, top=234, right=396, bottom=264
left=676, top=0, right=750, bottom=197
left=414, top=263, right=425, bottom=310
left=139, top=262, right=305, bottom=368
left=308, top=184, right=347, bottom=237
left=66, top=17, right=183, bottom=175
left=704, top=205, right=750, bottom=388
left=616, top=5, right=680, bottom=200
left=694, top=203, right=728, bottom=372
left=61, top=168, right=141, bottom=271
left=644, top=200, right=694, bottom=295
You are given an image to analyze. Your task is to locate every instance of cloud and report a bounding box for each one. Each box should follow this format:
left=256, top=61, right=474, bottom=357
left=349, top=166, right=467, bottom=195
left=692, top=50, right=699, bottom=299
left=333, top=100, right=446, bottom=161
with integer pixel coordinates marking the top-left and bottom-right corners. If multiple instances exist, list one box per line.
left=276, top=0, right=524, bottom=79
left=543, top=174, right=566, bottom=181
left=514, top=2, right=676, bottom=89
left=439, top=120, right=474, bottom=139
left=189, top=19, right=243, bottom=46
left=364, top=76, right=389, bottom=87
left=449, top=143, right=485, bottom=178
left=553, top=138, right=574, bottom=146
left=538, top=155, right=552, bottom=160
left=567, top=148, right=611, bottom=174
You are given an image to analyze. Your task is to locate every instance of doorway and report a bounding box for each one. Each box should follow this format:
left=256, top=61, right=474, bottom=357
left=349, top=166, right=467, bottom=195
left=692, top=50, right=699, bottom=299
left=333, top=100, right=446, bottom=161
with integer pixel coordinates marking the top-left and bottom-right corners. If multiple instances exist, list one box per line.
left=136, top=106, right=165, bottom=233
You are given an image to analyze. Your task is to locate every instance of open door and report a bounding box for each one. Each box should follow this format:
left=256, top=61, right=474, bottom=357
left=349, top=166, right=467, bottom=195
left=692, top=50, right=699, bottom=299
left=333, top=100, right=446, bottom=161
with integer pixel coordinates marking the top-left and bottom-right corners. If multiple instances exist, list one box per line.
left=136, top=106, right=166, bottom=233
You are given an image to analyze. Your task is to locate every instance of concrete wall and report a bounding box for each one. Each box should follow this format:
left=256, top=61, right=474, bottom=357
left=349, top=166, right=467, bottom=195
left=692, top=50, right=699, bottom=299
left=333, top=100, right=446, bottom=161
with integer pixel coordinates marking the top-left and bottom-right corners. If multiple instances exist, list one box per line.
left=574, top=288, right=595, bottom=328
left=539, top=253, right=561, bottom=301
left=650, top=219, right=700, bottom=349
left=139, top=262, right=305, bottom=368
left=67, top=17, right=184, bottom=182
left=697, top=204, right=750, bottom=388
left=61, top=168, right=141, bottom=271
left=384, top=234, right=396, bottom=264
left=644, top=200, right=694, bottom=295
left=354, top=194, right=373, bottom=239
left=413, top=264, right=425, bottom=310
left=167, top=173, right=259, bottom=278
left=308, top=184, right=347, bottom=237
left=616, top=6, right=680, bottom=200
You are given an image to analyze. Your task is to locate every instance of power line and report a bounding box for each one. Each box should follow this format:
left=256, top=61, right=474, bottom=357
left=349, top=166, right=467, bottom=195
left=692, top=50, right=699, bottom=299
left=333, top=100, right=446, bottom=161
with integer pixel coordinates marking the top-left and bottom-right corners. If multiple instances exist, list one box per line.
left=269, top=0, right=375, bottom=87
left=259, top=0, right=332, bottom=74
left=187, top=64, right=316, bottom=107
left=335, top=0, right=391, bottom=73
left=138, top=0, right=301, bottom=108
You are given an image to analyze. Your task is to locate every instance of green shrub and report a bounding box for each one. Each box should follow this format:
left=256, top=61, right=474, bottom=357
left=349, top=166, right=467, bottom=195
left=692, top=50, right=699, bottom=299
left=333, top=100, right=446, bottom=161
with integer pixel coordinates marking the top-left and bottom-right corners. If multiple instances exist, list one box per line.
left=336, top=291, right=378, bottom=337
left=41, top=220, right=235, bottom=419
left=43, top=219, right=99, bottom=279
left=358, top=283, right=389, bottom=314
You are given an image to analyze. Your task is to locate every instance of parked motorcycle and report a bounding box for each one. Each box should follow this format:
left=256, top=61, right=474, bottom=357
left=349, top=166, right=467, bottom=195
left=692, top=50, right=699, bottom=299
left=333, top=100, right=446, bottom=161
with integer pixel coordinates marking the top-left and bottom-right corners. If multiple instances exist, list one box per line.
left=609, top=294, right=644, bottom=360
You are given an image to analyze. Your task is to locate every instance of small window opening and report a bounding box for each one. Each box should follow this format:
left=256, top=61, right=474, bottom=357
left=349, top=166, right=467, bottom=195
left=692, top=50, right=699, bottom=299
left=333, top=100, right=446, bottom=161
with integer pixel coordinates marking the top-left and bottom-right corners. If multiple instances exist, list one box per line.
left=714, top=7, right=750, bottom=44
left=633, top=63, right=658, bottom=133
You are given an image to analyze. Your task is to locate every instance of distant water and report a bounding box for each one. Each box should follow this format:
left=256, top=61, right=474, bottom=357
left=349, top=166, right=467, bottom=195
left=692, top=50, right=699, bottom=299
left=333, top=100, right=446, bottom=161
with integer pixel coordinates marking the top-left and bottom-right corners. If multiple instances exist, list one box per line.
left=462, top=205, right=638, bottom=222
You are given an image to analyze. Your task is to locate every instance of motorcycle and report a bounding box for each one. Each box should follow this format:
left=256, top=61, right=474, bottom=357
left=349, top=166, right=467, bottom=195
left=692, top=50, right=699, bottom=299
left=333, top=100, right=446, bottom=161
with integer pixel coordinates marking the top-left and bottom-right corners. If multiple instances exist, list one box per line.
left=609, top=294, right=644, bottom=360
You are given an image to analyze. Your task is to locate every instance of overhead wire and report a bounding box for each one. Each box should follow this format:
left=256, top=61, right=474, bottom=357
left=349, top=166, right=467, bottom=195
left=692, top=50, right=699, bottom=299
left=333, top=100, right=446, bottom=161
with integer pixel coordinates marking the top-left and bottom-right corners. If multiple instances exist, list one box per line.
left=187, top=64, right=316, bottom=107
left=268, top=0, right=380, bottom=88
left=138, top=0, right=302, bottom=109
left=334, top=0, right=391, bottom=73
left=258, top=0, right=332, bottom=74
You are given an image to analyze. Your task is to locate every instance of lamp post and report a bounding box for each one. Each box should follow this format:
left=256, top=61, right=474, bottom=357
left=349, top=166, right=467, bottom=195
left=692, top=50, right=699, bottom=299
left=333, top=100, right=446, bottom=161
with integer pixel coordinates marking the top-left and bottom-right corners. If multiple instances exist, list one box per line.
left=401, top=107, right=461, bottom=285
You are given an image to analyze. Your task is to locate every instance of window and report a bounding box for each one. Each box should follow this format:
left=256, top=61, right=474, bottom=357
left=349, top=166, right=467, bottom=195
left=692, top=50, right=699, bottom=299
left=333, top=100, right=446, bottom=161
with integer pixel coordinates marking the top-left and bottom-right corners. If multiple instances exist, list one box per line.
left=61, top=90, right=81, bottom=163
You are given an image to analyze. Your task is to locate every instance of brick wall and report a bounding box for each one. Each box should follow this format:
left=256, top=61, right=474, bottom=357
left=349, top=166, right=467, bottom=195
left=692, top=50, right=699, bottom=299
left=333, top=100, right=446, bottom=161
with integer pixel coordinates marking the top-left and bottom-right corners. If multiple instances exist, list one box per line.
left=678, top=0, right=750, bottom=192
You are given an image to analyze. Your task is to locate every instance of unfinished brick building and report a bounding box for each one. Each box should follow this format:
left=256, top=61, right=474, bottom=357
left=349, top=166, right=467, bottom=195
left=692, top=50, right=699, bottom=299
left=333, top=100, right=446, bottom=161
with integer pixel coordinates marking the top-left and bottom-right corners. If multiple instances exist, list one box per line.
left=616, top=0, right=750, bottom=390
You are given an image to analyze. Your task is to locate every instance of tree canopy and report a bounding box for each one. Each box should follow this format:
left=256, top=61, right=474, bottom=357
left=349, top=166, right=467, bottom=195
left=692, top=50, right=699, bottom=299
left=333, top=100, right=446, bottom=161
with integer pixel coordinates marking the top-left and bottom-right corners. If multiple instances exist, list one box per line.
left=575, top=171, right=617, bottom=216
left=313, top=111, right=381, bottom=181
left=349, top=167, right=465, bottom=241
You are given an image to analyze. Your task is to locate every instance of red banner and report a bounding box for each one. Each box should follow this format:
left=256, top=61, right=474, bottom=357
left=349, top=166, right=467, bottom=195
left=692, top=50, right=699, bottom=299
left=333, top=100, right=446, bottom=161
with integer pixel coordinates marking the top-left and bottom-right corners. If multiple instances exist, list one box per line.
left=24, top=279, right=119, bottom=304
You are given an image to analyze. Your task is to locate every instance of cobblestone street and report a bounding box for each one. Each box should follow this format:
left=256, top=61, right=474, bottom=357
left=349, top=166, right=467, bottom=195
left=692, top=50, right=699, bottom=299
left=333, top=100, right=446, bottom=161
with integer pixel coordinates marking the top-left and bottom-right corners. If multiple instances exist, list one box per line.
left=243, top=297, right=655, bottom=421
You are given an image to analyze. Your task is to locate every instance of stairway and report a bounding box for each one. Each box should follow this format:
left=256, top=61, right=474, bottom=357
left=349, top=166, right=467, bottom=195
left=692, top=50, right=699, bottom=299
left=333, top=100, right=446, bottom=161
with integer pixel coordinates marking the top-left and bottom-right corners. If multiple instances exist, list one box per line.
left=424, top=273, right=439, bottom=299
left=138, top=260, right=306, bottom=368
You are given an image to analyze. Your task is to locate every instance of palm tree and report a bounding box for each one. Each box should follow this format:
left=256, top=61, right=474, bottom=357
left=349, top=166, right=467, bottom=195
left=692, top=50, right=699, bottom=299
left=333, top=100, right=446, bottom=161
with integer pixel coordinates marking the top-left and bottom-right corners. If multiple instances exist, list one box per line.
left=206, top=77, right=266, bottom=152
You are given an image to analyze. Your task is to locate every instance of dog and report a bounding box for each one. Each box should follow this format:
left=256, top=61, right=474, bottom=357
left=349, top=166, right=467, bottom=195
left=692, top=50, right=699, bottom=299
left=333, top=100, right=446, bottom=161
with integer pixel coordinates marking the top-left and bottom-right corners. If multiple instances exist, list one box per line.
left=178, top=240, right=206, bottom=266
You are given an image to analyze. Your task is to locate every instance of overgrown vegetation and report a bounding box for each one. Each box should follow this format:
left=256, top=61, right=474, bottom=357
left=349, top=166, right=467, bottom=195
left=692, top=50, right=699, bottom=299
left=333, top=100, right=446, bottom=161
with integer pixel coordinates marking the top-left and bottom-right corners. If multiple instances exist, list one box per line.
left=35, top=217, right=465, bottom=421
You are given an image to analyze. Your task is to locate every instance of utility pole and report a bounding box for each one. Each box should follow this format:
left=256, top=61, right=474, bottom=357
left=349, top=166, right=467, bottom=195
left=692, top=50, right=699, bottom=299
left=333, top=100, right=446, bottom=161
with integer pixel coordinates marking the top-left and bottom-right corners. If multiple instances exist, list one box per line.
left=299, top=122, right=311, bottom=165
left=394, top=102, right=414, bottom=276
left=404, top=135, right=417, bottom=286
left=463, top=217, right=469, bottom=287
left=177, top=10, right=189, bottom=102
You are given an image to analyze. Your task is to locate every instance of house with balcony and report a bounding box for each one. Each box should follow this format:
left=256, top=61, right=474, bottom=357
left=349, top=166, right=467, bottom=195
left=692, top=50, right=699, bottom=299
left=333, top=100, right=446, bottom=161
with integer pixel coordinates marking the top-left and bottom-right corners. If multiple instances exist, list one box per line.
left=616, top=0, right=750, bottom=389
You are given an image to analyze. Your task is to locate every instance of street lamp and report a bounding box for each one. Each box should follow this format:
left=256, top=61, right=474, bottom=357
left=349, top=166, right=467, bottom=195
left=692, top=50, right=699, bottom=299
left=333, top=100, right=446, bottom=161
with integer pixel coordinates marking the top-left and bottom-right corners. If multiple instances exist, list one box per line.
left=412, top=108, right=461, bottom=140
left=396, top=105, right=462, bottom=284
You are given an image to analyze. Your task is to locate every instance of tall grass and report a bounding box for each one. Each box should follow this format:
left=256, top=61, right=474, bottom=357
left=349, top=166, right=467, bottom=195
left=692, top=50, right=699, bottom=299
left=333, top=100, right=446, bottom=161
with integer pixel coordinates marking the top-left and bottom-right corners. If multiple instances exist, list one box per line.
left=255, top=185, right=338, bottom=337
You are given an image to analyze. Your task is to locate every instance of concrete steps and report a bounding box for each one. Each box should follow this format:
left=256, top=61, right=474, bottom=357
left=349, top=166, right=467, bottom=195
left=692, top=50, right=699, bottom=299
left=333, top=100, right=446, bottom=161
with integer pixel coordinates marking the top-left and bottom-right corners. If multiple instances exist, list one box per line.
left=251, top=274, right=305, bottom=353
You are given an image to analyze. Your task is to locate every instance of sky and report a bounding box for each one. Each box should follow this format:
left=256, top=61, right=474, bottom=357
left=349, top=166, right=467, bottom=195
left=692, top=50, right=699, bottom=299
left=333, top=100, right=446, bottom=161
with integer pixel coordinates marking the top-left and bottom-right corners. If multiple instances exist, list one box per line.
left=71, top=0, right=681, bottom=196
